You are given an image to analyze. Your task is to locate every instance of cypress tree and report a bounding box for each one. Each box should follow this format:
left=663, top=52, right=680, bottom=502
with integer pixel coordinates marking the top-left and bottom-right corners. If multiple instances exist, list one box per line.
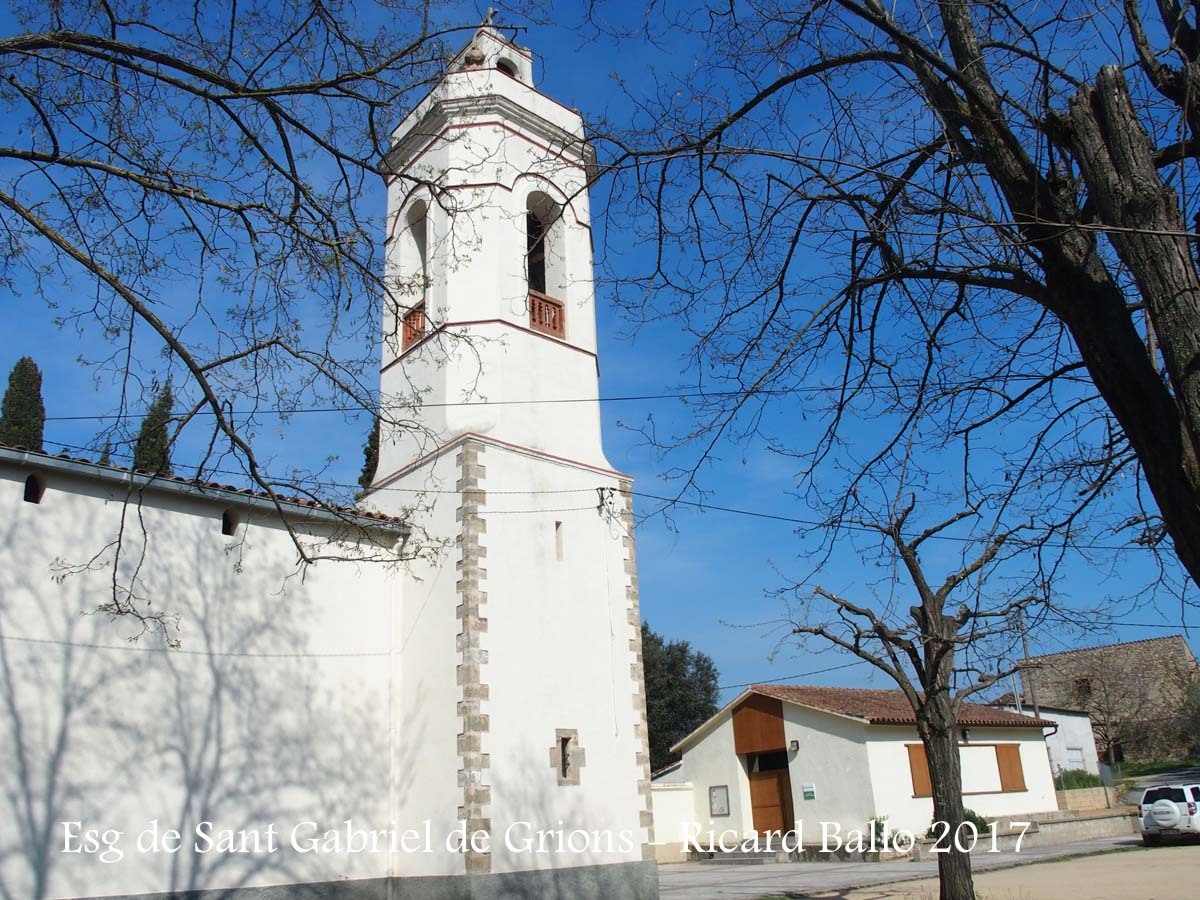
left=133, top=380, right=174, bottom=475
left=358, top=417, right=380, bottom=492
left=0, top=357, right=46, bottom=451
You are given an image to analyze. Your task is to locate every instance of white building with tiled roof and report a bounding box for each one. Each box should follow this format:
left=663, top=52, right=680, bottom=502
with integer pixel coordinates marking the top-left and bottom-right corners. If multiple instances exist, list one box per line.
left=0, top=23, right=655, bottom=900
left=651, top=684, right=1058, bottom=851
left=990, top=696, right=1101, bottom=777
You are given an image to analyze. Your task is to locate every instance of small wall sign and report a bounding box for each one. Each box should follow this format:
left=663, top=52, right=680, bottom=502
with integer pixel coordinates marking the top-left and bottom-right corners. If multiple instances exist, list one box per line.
left=708, top=785, right=730, bottom=817
left=802, top=783, right=816, bottom=800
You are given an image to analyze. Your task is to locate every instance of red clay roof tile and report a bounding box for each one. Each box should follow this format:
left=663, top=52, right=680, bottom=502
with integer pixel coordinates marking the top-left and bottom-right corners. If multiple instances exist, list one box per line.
left=751, top=684, right=1052, bottom=728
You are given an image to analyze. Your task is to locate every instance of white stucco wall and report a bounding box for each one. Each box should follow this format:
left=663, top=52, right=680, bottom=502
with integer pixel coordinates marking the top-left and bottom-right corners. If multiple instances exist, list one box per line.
left=998, top=705, right=1099, bottom=776
left=474, top=446, right=646, bottom=873
left=678, top=715, right=753, bottom=844
left=865, top=726, right=1058, bottom=836
left=370, top=435, right=648, bottom=877
left=671, top=698, right=1061, bottom=849
left=780, top=705, right=877, bottom=844
left=0, top=459, right=400, bottom=899
left=649, top=784, right=695, bottom=862
left=388, top=448, right=469, bottom=877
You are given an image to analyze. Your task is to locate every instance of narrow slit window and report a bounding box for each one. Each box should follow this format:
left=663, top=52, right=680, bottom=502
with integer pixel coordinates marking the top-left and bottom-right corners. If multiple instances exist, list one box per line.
left=1072, top=677, right=1093, bottom=702
left=550, top=728, right=584, bottom=785
left=554, top=520, right=564, bottom=561
left=221, top=509, right=239, bottom=536
left=23, top=474, right=44, bottom=504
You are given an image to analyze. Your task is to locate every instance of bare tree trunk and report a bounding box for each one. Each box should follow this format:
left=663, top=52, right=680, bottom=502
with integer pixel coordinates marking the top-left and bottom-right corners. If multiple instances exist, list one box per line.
left=1056, top=66, right=1200, bottom=580
left=922, top=693, right=976, bottom=900
left=922, top=5, right=1200, bottom=587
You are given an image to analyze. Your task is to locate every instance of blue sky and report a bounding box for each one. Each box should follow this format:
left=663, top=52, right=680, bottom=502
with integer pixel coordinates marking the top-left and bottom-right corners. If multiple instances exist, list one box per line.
left=1, top=5, right=1196, bottom=702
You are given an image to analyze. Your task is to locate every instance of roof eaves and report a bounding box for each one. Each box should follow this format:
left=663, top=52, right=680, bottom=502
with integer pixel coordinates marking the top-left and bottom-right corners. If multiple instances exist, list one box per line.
left=0, top=445, right=408, bottom=535
left=669, top=688, right=754, bottom=755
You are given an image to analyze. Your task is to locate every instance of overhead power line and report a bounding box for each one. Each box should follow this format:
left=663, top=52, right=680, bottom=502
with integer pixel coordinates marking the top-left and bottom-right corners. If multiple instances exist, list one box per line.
left=8, top=615, right=1188, bottom=666
left=718, top=659, right=868, bottom=691
left=30, top=437, right=1183, bottom=552
left=41, top=388, right=803, bottom=422
left=717, top=616, right=1195, bottom=690
left=41, top=371, right=1096, bottom=423
left=0, top=633, right=389, bottom=659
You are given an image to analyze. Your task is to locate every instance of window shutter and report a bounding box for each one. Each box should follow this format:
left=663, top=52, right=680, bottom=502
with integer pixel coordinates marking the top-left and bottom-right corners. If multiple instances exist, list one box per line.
left=995, top=744, right=1026, bottom=792
left=907, top=743, right=932, bottom=797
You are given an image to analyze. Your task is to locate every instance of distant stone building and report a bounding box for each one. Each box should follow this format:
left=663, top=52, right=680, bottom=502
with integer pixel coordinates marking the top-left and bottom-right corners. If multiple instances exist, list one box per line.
left=1020, top=636, right=1199, bottom=763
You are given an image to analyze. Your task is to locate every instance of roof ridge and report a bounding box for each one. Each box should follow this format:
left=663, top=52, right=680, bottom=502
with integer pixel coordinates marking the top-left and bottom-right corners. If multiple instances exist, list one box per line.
left=1024, top=634, right=1188, bottom=661
left=751, top=683, right=1051, bottom=727
left=752, top=683, right=900, bottom=693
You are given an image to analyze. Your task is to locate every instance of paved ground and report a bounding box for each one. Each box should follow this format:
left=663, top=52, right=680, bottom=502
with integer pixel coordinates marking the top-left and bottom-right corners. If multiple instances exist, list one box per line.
left=1116, top=763, right=1200, bottom=804
left=656, top=835, right=1145, bottom=900
left=807, top=844, right=1199, bottom=899
left=1126, top=764, right=1200, bottom=788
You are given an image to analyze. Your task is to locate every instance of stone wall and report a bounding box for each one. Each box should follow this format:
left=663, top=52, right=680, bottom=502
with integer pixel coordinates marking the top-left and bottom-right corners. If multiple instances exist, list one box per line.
left=1055, top=787, right=1119, bottom=811
left=1022, top=637, right=1199, bottom=762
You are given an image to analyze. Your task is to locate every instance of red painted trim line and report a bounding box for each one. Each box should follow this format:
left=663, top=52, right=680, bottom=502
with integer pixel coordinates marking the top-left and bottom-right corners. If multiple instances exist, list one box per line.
left=388, top=176, right=592, bottom=232
left=370, top=431, right=630, bottom=490
left=387, top=118, right=587, bottom=184
left=380, top=317, right=597, bottom=374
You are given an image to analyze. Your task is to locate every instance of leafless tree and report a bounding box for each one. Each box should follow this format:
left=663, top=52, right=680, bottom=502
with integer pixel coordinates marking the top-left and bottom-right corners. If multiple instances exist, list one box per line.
left=588, top=0, right=1200, bottom=896
left=1183, top=682, right=1200, bottom=754
left=758, top=407, right=1057, bottom=896
left=597, top=0, right=1200, bottom=592
left=1070, top=660, right=1157, bottom=767
left=0, top=1, right=513, bottom=637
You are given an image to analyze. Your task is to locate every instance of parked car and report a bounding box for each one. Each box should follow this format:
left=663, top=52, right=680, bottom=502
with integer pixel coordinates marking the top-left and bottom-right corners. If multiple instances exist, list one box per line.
left=1138, top=784, right=1200, bottom=844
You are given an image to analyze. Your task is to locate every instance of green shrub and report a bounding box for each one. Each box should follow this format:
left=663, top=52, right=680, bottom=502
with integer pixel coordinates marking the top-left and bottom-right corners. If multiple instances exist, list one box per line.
left=1122, top=759, right=1192, bottom=777
left=867, top=814, right=888, bottom=845
left=1058, top=769, right=1102, bottom=789
left=925, top=808, right=991, bottom=840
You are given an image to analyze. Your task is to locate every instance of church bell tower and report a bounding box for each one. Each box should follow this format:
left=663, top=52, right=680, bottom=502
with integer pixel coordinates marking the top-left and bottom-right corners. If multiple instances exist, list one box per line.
left=376, top=24, right=606, bottom=476
left=366, top=24, right=658, bottom=899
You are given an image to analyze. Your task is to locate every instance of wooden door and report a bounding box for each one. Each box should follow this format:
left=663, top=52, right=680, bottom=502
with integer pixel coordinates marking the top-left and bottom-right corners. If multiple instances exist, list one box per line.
left=749, top=769, right=793, bottom=834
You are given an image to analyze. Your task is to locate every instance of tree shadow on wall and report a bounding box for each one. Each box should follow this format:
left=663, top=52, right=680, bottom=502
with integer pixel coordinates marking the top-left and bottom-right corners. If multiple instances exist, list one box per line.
left=0, top=504, right=392, bottom=899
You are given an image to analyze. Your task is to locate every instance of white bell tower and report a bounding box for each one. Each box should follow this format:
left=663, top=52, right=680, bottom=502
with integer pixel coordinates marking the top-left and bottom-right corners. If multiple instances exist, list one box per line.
left=366, top=24, right=658, bottom=899
left=376, top=25, right=606, bottom=478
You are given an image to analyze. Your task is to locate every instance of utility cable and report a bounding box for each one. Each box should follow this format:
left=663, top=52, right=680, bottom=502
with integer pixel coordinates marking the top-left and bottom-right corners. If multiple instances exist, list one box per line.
left=27, top=438, right=1195, bottom=552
